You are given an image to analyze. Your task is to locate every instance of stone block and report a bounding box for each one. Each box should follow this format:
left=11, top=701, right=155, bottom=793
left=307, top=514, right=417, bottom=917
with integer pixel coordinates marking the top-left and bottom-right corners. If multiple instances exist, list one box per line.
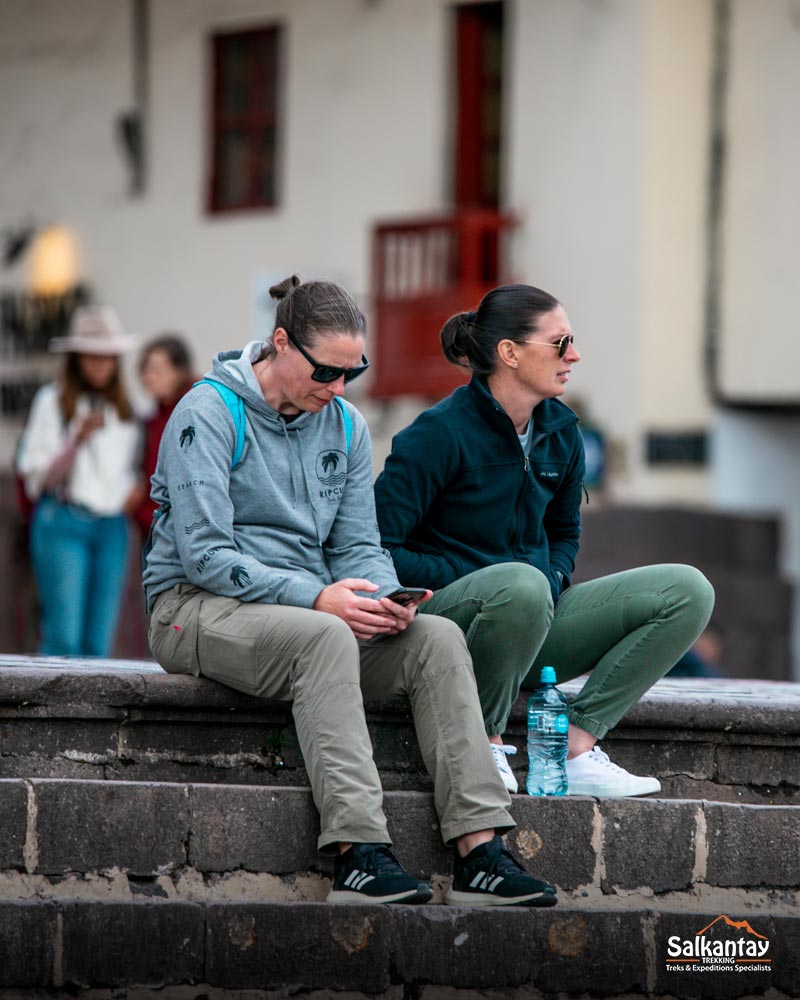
left=0, top=756, right=108, bottom=782
left=507, top=797, right=596, bottom=891
left=602, top=736, right=716, bottom=782
left=0, top=666, right=144, bottom=709
left=383, top=791, right=450, bottom=879
left=715, top=744, right=799, bottom=788
left=654, top=910, right=779, bottom=998
left=104, top=758, right=296, bottom=786
left=34, top=780, right=190, bottom=875
left=771, top=914, right=800, bottom=996
left=140, top=671, right=270, bottom=710
left=532, top=909, right=648, bottom=995
left=119, top=718, right=274, bottom=757
left=705, top=803, right=800, bottom=887
left=190, top=784, right=319, bottom=873
left=392, top=907, right=534, bottom=988
left=601, top=799, right=698, bottom=892
left=205, top=902, right=392, bottom=991
left=0, top=780, right=27, bottom=868
left=60, top=900, right=204, bottom=987
left=0, top=901, right=56, bottom=987
left=0, top=717, right=119, bottom=759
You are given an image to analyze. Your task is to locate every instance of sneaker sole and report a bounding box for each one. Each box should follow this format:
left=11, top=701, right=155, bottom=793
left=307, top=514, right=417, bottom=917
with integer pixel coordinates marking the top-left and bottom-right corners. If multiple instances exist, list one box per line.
left=565, top=780, right=661, bottom=798
left=444, top=889, right=557, bottom=908
left=327, top=886, right=432, bottom=905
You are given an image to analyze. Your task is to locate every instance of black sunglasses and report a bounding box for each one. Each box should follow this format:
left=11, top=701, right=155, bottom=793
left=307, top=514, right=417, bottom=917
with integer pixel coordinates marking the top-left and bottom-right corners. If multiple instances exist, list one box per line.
left=516, top=334, right=575, bottom=359
left=286, top=330, right=370, bottom=384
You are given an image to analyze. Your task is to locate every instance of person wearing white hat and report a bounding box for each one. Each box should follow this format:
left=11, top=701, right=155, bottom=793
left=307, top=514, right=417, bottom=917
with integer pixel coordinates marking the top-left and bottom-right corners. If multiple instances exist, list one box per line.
left=16, top=306, right=143, bottom=657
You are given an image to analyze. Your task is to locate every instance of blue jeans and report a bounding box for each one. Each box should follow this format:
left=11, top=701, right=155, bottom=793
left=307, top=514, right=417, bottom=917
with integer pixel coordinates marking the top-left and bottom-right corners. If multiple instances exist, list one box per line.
left=30, top=496, right=130, bottom=657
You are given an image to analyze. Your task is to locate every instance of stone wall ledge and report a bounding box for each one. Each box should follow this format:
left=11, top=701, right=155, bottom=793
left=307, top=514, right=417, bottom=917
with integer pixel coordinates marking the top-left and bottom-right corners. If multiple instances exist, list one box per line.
left=1, top=658, right=799, bottom=736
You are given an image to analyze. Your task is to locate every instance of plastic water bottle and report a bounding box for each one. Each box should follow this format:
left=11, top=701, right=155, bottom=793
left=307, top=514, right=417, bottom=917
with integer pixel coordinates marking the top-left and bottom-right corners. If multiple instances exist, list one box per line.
left=526, top=666, right=569, bottom=796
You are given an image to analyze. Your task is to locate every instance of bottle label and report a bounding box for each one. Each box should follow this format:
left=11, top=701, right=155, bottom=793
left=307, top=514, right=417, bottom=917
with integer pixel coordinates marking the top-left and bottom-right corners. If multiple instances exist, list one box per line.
left=531, top=711, right=569, bottom=735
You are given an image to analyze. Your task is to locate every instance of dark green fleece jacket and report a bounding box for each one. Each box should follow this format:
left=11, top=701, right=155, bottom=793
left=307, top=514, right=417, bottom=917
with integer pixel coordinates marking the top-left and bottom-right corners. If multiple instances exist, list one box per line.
left=374, top=376, right=584, bottom=604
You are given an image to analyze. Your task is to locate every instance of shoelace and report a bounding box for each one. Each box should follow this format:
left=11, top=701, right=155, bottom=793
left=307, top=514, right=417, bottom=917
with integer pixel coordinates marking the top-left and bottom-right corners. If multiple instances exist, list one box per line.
left=585, top=747, right=625, bottom=773
left=490, top=744, right=517, bottom=768
left=476, top=838, right=526, bottom=879
left=354, top=844, right=406, bottom=876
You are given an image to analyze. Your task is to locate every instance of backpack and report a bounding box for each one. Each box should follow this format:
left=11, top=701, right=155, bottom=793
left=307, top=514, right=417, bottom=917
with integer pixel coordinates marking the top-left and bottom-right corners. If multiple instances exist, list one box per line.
left=143, top=379, right=353, bottom=561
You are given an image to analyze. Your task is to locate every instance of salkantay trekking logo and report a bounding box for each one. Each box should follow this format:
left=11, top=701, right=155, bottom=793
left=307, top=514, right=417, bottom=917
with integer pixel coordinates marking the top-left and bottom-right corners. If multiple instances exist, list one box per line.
left=665, top=915, right=771, bottom=975
left=179, top=425, right=196, bottom=448
left=315, top=448, right=347, bottom=500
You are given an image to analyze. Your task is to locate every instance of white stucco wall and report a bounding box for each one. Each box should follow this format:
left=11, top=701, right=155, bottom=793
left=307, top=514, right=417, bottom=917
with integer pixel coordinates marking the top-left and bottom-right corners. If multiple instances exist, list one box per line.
left=719, top=0, right=800, bottom=403
left=508, top=0, right=713, bottom=502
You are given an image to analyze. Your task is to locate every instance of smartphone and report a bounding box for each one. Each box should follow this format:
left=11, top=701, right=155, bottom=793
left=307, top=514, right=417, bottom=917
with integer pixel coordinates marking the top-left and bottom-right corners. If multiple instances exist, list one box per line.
left=385, top=587, right=429, bottom=607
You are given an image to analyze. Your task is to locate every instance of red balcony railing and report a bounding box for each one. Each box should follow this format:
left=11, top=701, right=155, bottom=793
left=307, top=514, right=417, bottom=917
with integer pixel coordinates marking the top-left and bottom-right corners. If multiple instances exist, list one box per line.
left=368, top=209, right=517, bottom=400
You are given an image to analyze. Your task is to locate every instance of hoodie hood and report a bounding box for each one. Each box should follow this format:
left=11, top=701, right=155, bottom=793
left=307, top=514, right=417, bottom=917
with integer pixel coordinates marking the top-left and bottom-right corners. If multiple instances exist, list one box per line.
left=207, top=341, right=314, bottom=430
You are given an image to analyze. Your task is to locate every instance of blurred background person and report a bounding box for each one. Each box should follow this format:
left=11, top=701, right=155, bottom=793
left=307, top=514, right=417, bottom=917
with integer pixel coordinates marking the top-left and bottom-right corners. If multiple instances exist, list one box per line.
left=16, top=306, right=141, bottom=656
left=134, top=334, right=195, bottom=538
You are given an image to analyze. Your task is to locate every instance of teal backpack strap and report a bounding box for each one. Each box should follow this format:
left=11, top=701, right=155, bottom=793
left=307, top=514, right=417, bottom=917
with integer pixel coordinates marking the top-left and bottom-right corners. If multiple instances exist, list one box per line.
left=144, top=379, right=246, bottom=570
left=194, top=378, right=246, bottom=469
left=335, top=396, right=353, bottom=454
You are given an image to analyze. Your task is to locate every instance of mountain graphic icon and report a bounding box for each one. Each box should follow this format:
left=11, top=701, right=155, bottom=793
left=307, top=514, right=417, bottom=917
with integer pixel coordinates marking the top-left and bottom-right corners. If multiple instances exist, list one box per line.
left=695, top=915, right=768, bottom=940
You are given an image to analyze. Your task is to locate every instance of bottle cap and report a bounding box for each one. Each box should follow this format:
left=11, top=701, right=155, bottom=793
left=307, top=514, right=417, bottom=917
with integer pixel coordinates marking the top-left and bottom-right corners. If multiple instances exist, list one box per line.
left=540, top=665, right=557, bottom=684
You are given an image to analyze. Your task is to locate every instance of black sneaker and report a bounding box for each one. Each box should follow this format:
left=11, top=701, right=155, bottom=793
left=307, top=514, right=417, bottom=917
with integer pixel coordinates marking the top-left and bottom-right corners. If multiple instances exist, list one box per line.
left=445, top=835, right=557, bottom=907
left=328, top=843, right=433, bottom=905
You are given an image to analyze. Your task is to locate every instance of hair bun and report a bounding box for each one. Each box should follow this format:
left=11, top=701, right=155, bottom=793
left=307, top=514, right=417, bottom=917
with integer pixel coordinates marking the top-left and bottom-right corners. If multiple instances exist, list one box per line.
left=269, top=275, right=301, bottom=301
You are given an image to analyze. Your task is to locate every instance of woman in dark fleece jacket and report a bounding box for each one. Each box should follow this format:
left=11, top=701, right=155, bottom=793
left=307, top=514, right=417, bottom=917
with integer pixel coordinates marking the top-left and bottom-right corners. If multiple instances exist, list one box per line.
left=374, top=284, right=714, bottom=797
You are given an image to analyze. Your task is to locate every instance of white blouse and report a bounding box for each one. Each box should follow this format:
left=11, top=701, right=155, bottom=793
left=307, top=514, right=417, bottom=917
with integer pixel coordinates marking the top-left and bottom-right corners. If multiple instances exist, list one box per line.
left=17, top=383, right=141, bottom=517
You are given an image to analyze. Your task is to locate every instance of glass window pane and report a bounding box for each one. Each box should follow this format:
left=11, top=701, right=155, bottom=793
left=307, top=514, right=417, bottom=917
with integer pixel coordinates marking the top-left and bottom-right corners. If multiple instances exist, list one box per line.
left=218, top=130, right=250, bottom=207
left=220, top=37, right=251, bottom=115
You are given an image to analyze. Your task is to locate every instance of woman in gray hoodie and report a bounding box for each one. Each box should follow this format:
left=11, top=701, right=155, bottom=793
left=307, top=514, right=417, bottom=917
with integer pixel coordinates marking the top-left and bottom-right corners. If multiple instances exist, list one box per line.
left=143, top=276, right=555, bottom=908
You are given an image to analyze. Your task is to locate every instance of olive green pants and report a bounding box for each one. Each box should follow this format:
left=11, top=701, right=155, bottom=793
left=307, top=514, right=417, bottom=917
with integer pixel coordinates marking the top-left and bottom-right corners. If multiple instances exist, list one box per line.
left=149, top=584, right=513, bottom=852
left=422, top=563, right=715, bottom=739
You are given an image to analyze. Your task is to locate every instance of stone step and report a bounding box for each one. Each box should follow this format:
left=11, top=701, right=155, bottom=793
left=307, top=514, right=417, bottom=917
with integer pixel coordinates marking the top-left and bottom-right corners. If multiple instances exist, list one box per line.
left=0, top=897, right=795, bottom=997
left=1, top=781, right=798, bottom=910
left=1, top=659, right=799, bottom=803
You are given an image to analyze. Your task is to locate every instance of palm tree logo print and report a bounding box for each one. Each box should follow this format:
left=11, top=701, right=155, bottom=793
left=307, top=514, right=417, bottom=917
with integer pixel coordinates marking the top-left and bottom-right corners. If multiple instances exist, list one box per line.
left=180, top=425, right=196, bottom=448
left=230, top=565, right=251, bottom=587
left=316, top=449, right=347, bottom=487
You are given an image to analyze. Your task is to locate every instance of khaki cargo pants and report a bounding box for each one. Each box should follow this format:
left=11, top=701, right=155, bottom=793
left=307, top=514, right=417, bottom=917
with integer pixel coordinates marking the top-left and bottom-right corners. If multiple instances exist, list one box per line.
left=149, top=584, right=513, bottom=853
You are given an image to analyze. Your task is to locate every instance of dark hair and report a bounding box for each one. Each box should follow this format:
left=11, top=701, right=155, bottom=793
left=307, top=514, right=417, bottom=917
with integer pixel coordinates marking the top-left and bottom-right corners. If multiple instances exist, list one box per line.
left=258, top=275, right=366, bottom=361
left=440, top=284, right=561, bottom=378
left=59, top=353, right=133, bottom=422
left=139, top=333, right=193, bottom=376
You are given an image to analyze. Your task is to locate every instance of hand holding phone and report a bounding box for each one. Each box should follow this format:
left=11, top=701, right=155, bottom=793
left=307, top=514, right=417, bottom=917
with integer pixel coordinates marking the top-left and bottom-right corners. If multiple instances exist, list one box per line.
left=384, top=587, right=430, bottom=607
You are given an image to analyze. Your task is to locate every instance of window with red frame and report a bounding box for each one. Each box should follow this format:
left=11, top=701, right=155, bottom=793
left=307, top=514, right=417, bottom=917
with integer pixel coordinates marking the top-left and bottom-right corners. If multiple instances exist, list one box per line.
left=208, top=26, right=282, bottom=213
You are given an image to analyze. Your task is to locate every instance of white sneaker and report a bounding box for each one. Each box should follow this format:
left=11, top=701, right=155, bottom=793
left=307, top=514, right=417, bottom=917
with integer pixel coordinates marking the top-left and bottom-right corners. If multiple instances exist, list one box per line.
left=565, top=746, right=661, bottom=798
left=490, top=743, right=519, bottom=793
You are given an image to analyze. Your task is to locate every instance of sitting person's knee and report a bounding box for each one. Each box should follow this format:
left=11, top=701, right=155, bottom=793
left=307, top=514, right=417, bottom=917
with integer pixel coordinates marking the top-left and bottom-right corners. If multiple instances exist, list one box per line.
left=674, top=565, right=715, bottom=625
left=487, top=563, right=553, bottom=621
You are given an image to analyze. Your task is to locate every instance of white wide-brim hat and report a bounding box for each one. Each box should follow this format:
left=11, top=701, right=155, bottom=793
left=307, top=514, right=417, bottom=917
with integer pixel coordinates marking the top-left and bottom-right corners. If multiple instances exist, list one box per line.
left=49, top=305, right=137, bottom=355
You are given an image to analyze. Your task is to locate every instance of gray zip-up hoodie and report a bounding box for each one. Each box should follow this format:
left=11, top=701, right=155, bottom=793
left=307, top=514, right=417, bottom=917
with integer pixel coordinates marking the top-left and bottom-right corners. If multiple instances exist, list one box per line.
left=142, top=342, right=399, bottom=612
